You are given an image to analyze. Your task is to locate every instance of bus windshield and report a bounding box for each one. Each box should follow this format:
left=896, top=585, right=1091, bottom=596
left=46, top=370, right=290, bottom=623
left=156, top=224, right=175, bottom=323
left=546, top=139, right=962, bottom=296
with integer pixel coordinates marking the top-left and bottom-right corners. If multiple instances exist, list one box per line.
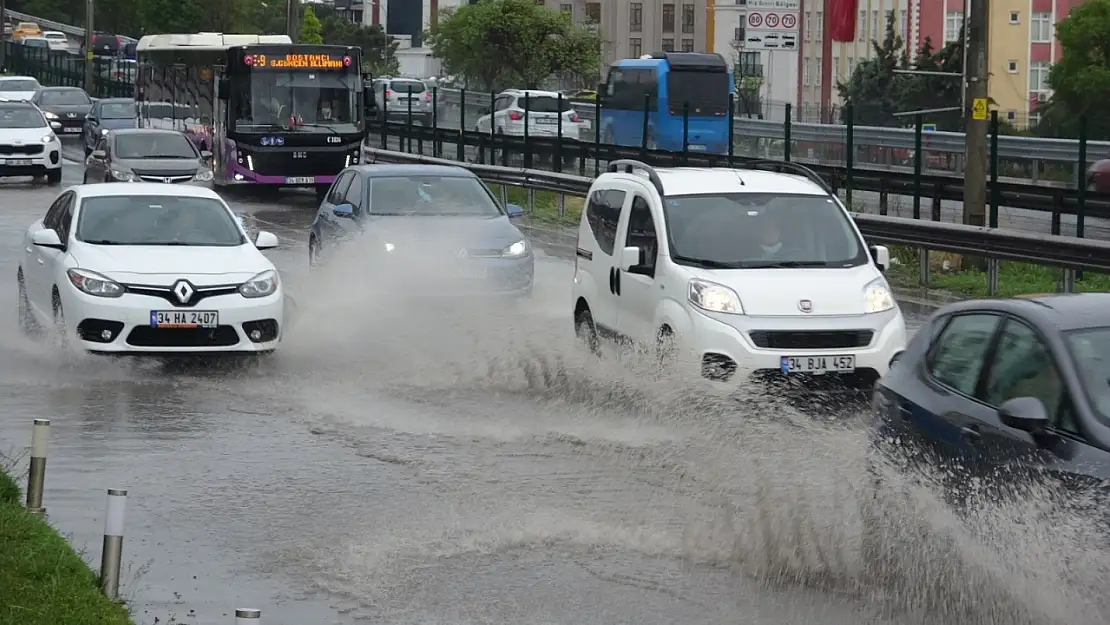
left=666, top=71, right=729, bottom=115
left=233, top=69, right=358, bottom=133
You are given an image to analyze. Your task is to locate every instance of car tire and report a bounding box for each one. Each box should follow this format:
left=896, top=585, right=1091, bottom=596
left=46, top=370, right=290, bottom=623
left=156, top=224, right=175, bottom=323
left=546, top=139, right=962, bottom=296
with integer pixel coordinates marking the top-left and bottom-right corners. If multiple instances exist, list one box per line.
left=656, top=326, right=678, bottom=368
left=84, top=144, right=91, bottom=157
left=51, top=290, right=68, bottom=348
left=574, top=307, right=601, bottom=356
left=46, top=169, right=62, bottom=185
left=308, top=236, right=321, bottom=267
left=17, top=269, right=39, bottom=335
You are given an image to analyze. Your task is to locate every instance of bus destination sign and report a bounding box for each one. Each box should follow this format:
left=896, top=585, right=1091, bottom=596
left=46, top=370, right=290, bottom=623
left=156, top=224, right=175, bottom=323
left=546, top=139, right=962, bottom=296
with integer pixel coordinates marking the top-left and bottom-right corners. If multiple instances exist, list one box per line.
left=243, top=53, right=352, bottom=69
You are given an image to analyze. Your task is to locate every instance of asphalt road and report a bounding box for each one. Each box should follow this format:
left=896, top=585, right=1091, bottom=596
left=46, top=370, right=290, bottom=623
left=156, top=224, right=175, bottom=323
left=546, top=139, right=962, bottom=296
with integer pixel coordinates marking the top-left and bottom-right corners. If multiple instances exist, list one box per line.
left=408, top=111, right=1110, bottom=240
left=0, top=140, right=1105, bottom=625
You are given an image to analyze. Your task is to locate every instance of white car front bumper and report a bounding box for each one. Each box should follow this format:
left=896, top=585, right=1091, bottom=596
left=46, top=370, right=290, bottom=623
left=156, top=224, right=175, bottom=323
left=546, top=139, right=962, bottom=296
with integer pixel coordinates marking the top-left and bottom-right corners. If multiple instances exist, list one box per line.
left=0, top=140, right=62, bottom=175
left=61, top=287, right=284, bottom=354
left=685, top=307, right=907, bottom=385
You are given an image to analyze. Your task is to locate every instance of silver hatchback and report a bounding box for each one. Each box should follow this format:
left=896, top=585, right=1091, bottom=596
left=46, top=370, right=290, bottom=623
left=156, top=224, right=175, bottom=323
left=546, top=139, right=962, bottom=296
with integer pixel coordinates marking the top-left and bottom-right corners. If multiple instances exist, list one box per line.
left=373, top=78, right=432, bottom=124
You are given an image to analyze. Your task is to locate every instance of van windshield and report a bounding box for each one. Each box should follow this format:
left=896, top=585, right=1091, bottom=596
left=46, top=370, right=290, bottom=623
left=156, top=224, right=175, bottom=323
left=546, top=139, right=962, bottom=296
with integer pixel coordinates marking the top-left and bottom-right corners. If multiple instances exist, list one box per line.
left=663, top=193, right=868, bottom=268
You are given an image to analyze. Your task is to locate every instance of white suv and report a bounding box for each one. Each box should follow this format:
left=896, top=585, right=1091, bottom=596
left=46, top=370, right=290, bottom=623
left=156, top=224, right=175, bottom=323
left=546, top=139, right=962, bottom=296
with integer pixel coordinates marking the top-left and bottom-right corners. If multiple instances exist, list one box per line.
left=570, top=160, right=907, bottom=387
left=475, top=89, right=582, bottom=141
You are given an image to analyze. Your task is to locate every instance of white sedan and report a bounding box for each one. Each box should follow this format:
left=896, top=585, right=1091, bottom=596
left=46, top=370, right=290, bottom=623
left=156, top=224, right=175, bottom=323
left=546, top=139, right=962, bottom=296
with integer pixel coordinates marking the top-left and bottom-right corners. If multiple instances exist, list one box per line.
left=17, top=183, right=286, bottom=354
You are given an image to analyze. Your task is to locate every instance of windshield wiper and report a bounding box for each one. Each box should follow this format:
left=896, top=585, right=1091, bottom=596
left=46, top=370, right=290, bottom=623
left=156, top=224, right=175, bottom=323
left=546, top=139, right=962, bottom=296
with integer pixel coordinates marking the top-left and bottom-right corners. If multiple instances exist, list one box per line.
left=673, top=255, right=741, bottom=269
left=294, top=122, right=345, bottom=138
left=144, top=154, right=194, bottom=159
left=742, top=260, right=834, bottom=268
left=80, top=239, right=123, bottom=245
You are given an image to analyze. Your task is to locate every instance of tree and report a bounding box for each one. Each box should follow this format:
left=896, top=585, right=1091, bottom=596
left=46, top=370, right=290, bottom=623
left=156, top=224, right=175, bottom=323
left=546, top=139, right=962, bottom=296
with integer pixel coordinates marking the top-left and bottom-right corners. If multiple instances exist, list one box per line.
left=426, top=0, right=601, bottom=90
left=317, top=9, right=399, bottom=76
left=299, top=6, right=324, bottom=45
left=899, top=37, right=965, bottom=131
left=1040, top=0, right=1110, bottom=139
left=835, top=13, right=910, bottom=127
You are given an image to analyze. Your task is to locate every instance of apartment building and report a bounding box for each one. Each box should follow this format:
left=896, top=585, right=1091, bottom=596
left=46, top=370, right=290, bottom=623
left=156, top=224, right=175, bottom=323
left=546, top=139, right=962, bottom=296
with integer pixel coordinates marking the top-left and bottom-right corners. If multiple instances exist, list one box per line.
left=545, top=0, right=710, bottom=71
left=714, top=0, right=909, bottom=121
left=914, top=0, right=1084, bottom=127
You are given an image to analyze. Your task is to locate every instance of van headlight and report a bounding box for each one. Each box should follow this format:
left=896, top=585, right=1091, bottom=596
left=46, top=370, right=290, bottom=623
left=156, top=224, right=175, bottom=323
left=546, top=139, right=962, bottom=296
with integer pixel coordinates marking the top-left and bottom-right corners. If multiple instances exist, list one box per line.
left=688, top=279, right=744, bottom=314
left=865, top=279, right=895, bottom=313
left=239, top=270, right=278, bottom=298
left=43, top=111, right=58, bottom=119
left=501, top=239, right=528, bottom=258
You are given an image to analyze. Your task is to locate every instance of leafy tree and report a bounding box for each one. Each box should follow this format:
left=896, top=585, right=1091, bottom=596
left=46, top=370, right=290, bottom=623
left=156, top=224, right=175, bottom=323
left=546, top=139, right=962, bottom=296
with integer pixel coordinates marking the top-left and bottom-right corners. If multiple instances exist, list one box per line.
left=899, top=37, right=965, bottom=131
left=318, top=11, right=399, bottom=76
left=426, top=0, right=601, bottom=90
left=298, top=6, right=324, bottom=45
left=836, top=13, right=910, bottom=127
left=1040, top=0, right=1110, bottom=139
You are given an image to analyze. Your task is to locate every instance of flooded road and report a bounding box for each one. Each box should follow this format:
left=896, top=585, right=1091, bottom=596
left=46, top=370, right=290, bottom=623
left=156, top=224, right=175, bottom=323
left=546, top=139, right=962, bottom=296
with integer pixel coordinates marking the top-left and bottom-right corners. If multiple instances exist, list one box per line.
left=0, top=146, right=1104, bottom=625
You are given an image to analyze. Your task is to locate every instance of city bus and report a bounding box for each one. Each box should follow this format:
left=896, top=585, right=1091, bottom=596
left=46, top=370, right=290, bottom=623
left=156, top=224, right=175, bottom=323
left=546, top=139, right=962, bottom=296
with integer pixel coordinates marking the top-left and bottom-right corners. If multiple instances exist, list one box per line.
left=135, top=33, right=366, bottom=199
left=599, top=52, right=733, bottom=154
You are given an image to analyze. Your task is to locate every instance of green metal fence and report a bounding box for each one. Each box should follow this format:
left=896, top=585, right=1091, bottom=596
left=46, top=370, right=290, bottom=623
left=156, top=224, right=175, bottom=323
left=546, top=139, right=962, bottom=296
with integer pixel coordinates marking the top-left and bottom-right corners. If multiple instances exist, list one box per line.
left=2, top=42, right=133, bottom=98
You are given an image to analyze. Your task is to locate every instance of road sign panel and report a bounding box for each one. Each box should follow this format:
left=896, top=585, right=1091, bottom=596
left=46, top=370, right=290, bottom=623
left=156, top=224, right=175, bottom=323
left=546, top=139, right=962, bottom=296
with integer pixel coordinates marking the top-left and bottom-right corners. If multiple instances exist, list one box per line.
left=748, top=12, right=763, bottom=27
left=782, top=13, right=797, bottom=28
left=972, top=98, right=988, bottom=120
left=765, top=13, right=780, bottom=27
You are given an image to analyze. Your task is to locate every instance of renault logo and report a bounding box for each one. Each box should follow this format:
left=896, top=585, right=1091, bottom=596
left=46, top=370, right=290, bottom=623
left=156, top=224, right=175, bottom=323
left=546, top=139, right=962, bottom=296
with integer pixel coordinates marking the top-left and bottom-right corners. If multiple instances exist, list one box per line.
left=798, top=299, right=813, bottom=313
left=172, top=280, right=194, bottom=304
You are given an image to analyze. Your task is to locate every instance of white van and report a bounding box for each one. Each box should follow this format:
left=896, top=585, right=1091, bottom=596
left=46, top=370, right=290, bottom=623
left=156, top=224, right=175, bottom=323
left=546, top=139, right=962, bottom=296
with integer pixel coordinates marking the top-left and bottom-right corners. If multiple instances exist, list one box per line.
left=570, top=159, right=908, bottom=387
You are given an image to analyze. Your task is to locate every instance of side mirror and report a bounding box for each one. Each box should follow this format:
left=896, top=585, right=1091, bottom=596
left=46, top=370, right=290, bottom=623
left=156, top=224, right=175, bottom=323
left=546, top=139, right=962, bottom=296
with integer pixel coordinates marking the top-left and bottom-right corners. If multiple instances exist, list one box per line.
left=31, top=228, right=64, bottom=249
left=86, top=116, right=97, bottom=123
left=254, top=230, right=279, bottom=250
left=50, top=121, right=61, bottom=130
left=506, top=203, right=524, bottom=218
left=332, top=203, right=355, bottom=218
left=870, top=244, right=891, bottom=271
left=200, top=150, right=212, bottom=159
left=91, top=149, right=106, bottom=159
left=998, top=397, right=1051, bottom=433
left=618, top=246, right=641, bottom=272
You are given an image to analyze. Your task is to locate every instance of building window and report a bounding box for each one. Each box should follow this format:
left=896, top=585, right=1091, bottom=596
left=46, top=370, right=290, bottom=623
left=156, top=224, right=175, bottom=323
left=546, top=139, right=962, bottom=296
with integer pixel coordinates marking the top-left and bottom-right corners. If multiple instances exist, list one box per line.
left=736, top=50, right=761, bottom=77
left=803, top=57, right=810, bottom=86
left=682, top=38, right=695, bottom=51
left=630, top=38, right=643, bottom=58
left=1031, top=12, right=1052, bottom=42
left=805, top=12, right=812, bottom=41
left=1009, top=10, right=1020, bottom=24
left=1007, top=110, right=1016, bottom=121
left=1029, top=60, right=1050, bottom=91
left=663, top=37, right=675, bottom=51
left=682, top=3, right=695, bottom=33
left=585, top=2, right=601, bottom=24
left=662, top=4, right=675, bottom=32
left=944, top=11, right=964, bottom=44
left=630, top=3, right=643, bottom=32
left=871, top=10, right=878, bottom=40
left=815, top=11, right=822, bottom=40
left=900, top=10, right=906, bottom=28
left=858, top=10, right=865, bottom=41
left=1008, top=59, right=1018, bottom=73
left=833, top=55, right=840, bottom=79
left=814, top=56, right=821, bottom=85
left=560, top=3, right=572, bottom=14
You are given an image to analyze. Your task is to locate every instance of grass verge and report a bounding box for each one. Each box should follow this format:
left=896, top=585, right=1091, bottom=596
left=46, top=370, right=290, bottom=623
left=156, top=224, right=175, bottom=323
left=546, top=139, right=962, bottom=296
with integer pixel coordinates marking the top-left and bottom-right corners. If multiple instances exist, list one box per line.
left=0, top=468, right=133, bottom=625
left=491, top=185, right=583, bottom=226
left=885, top=245, right=1110, bottom=298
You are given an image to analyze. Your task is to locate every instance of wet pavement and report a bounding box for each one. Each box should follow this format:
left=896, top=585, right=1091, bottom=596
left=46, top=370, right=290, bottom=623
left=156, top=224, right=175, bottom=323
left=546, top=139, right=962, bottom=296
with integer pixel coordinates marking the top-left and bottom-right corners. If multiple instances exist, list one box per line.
left=4, top=141, right=1099, bottom=625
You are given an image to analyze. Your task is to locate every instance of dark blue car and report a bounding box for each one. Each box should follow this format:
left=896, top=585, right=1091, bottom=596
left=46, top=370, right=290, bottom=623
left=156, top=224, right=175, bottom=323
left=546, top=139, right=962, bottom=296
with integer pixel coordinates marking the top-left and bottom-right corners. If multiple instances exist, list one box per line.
left=309, top=164, right=534, bottom=297
left=872, top=294, right=1110, bottom=499
left=83, top=98, right=137, bottom=155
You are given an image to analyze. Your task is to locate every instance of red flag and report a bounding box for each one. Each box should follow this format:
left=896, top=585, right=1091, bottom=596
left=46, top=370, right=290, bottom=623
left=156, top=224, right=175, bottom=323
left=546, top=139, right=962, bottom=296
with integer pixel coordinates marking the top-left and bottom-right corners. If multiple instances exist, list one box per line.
left=828, top=0, right=858, bottom=42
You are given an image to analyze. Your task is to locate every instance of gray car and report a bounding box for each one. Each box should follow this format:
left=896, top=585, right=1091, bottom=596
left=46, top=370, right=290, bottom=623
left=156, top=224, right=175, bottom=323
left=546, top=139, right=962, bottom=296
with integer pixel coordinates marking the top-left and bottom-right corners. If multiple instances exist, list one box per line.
left=83, top=128, right=213, bottom=184
left=372, top=78, right=432, bottom=125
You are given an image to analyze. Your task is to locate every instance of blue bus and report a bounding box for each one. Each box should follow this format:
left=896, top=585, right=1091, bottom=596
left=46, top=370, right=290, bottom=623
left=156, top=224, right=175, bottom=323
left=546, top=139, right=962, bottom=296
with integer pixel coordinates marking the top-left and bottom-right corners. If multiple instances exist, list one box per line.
left=599, top=52, right=733, bottom=154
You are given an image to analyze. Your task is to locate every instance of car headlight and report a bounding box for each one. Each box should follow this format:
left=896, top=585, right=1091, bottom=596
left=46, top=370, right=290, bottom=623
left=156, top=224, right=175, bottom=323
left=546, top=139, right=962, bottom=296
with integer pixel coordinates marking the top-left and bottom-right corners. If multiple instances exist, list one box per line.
left=66, top=268, right=123, bottom=298
left=384, top=242, right=395, bottom=252
left=238, top=270, right=278, bottom=298
left=43, top=111, right=58, bottom=119
left=100, top=128, right=109, bottom=136
left=688, top=279, right=744, bottom=314
left=193, top=170, right=213, bottom=182
left=501, top=239, right=528, bottom=258
left=40, top=133, right=55, bottom=143
left=865, top=279, right=895, bottom=313
left=110, top=169, right=133, bottom=181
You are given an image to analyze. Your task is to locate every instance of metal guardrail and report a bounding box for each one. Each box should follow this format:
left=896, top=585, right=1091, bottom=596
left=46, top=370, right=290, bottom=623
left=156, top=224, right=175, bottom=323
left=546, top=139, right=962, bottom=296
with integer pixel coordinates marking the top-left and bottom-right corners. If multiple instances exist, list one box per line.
left=362, top=145, right=1110, bottom=277
left=365, top=121, right=1110, bottom=228
left=430, top=87, right=1108, bottom=164
left=3, top=9, right=85, bottom=38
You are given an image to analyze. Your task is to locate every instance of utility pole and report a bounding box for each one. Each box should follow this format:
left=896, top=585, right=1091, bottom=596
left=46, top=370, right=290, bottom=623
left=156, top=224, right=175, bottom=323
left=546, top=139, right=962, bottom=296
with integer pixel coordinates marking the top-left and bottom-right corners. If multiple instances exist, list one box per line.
left=83, top=0, right=94, bottom=93
left=286, top=0, right=300, bottom=42
left=0, top=0, right=7, bottom=72
left=962, top=0, right=990, bottom=227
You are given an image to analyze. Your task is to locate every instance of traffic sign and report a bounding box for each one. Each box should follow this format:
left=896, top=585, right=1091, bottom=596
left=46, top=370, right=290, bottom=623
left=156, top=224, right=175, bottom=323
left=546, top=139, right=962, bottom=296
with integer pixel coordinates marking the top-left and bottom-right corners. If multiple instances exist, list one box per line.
left=922, top=123, right=937, bottom=132
left=745, top=10, right=798, bottom=32
left=748, top=12, right=763, bottom=27
left=782, top=13, right=797, bottom=28
left=765, top=13, right=780, bottom=27
left=972, top=98, right=988, bottom=120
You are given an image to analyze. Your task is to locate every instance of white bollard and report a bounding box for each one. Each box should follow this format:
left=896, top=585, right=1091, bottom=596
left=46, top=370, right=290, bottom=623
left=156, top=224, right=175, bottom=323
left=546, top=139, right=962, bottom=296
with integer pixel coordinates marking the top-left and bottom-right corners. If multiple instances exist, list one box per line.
left=26, top=419, right=50, bottom=516
left=100, top=488, right=127, bottom=599
left=235, top=608, right=262, bottom=624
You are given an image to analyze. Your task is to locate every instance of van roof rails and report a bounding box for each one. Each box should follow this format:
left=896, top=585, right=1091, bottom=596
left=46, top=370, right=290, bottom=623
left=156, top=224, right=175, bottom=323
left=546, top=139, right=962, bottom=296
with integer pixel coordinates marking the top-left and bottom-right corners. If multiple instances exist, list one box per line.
left=607, top=159, right=665, bottom=196
left=740, top=160, right=833, bottom=195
